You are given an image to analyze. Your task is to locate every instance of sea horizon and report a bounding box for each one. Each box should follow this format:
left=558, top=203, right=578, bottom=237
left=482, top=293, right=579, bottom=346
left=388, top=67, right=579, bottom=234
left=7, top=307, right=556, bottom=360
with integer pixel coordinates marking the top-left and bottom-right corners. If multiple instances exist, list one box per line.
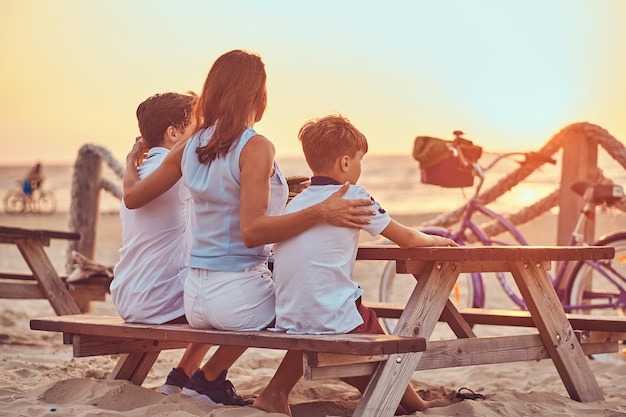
left=2, top=152, right=626, bottom=217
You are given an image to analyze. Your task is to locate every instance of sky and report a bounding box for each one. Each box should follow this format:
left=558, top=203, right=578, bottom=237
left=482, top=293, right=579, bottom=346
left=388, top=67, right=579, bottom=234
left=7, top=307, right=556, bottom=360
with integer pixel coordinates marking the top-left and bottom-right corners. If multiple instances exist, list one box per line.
left=1, top=0, right=626, bottom=165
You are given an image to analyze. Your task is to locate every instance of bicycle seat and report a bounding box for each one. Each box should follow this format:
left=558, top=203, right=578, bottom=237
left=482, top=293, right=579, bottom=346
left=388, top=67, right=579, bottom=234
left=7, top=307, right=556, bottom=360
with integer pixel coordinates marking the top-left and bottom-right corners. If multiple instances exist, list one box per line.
left=571, top=181, right=624, bottom=205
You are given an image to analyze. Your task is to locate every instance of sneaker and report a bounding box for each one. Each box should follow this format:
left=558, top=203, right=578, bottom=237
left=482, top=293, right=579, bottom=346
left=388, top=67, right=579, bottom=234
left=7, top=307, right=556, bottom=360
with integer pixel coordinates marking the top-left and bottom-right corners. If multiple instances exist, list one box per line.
left=159, top=368, right=190, bottom=395
left=182, top=369, right=250, bottom=406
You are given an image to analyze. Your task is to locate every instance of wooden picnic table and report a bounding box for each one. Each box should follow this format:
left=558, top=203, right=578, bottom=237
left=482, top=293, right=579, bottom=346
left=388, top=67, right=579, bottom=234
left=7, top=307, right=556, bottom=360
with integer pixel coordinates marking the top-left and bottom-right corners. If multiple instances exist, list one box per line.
left=0, top=226, right=108, bottom=314
left=354, top=245, right=617, bottom=417
left=26, top=244, right=623, bottom=417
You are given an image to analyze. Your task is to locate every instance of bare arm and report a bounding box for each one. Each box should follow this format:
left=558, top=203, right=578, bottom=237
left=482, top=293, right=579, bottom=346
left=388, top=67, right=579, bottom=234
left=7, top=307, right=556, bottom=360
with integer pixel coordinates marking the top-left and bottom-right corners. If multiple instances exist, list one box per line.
left=239, top=135, right=375, bottom=248
left=123, top=139, right=185, bottom=209
left=380, top=220, right=458, bottom=248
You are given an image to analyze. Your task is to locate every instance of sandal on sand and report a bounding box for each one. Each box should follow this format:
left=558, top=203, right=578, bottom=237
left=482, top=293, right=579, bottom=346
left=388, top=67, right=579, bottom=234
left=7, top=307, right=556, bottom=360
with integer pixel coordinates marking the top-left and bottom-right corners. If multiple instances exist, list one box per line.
left=456, top=387, right=487, bottom=401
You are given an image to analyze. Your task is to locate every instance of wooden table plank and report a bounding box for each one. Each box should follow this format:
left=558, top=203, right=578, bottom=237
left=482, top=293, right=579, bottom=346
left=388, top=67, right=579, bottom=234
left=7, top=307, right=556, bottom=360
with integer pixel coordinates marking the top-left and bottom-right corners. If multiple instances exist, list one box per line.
left=357, top=245, right=615, bottom=262
left=30, top=315, right=426, bottom=356
left=306, top=335, right=618, bottom=379
left=0, top=226, right=80, bottom=242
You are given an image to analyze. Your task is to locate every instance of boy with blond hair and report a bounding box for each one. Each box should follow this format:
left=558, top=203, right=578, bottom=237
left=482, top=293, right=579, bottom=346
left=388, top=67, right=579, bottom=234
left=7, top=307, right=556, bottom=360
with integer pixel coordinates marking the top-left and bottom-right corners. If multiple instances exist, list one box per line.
left=253, top=114, right=459, bottom=416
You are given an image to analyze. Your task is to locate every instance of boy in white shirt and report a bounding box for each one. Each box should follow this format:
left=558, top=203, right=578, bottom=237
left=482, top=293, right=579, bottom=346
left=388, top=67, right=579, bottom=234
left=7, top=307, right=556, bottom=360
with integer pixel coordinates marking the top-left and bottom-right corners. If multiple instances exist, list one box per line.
left=254, top=114, right=459, bottom=416
left=113, top=92, right=247, bottom=405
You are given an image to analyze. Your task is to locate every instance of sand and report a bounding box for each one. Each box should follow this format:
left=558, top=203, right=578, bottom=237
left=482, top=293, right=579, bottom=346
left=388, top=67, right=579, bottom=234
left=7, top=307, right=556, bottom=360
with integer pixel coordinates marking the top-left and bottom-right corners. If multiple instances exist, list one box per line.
left=1, top=211, right=626, bottom=417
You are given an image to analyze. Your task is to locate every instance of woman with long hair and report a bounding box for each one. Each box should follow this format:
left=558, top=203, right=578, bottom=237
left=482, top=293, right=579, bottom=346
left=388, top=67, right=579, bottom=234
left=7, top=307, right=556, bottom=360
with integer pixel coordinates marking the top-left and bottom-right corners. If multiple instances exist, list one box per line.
left=123, top=49, right=374, bottom=406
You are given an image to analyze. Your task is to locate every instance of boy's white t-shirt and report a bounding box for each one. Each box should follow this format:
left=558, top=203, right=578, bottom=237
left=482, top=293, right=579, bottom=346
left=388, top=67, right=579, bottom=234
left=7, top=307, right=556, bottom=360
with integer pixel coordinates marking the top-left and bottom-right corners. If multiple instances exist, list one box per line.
left=111, top=147, right=194, bottom=324
left=272, top=178, right=391, bottom=334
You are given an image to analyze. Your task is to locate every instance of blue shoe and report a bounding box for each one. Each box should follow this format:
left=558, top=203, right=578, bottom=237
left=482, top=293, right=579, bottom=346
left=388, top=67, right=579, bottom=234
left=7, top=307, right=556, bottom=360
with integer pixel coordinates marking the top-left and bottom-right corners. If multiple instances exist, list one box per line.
left=159, top=368, right=189, bottom=395
left=181, top=369, right=250, bottom=406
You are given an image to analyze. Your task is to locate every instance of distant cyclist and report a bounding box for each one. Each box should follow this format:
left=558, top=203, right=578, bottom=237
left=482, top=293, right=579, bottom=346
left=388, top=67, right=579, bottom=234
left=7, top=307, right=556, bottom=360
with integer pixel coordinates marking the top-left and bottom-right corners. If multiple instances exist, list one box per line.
left=23, top=162, right=43, bottom=211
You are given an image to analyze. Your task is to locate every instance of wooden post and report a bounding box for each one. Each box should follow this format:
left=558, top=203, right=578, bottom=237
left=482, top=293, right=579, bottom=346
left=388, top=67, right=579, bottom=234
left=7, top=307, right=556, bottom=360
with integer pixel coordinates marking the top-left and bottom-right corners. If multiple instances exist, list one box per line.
left=67, top=145, right=103, bottom=273
left=556, top=131, right=598, bottom=288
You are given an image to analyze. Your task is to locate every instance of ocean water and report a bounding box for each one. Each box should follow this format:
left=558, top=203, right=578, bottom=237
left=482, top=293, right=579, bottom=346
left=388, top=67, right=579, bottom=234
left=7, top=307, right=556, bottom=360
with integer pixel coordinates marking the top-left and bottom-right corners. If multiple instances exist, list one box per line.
left=1, top=151, right=625, bottom=216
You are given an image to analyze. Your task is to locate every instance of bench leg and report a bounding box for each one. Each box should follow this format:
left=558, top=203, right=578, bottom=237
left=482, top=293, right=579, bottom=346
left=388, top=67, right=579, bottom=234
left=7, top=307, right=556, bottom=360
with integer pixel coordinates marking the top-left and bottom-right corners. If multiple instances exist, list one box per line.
left=353, top=261, right=460, bottom=417
left=508, top=261, right=604, bottom=402
left=109, top=351, right=161, bottom=386
left=16, top=238, right=82, bottom=315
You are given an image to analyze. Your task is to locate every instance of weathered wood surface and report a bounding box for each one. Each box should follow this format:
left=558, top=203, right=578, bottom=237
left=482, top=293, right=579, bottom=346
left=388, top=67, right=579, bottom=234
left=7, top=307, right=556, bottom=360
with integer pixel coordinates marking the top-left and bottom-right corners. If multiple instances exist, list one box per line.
left=366, top=302, right=626, bottom=332
left=352, top=245, right=614, bottom=416
left=0, top=226, right=79, bottom=244
left=558, top=132, right=598, bottom=248
left=29, top=245, right=619, bottom=417
left=305, top=333, right=620, bottom=379
left=68, top=148, right=102, bottom=263
left=509, top=260, right=604, bottom=401
left=14, top=238, right=81, bottom=315
left=357, top=245, right=615, bottom=262
left=30, top=314, right=426, bottom=356
left=0, top=226, right=109, bottom=314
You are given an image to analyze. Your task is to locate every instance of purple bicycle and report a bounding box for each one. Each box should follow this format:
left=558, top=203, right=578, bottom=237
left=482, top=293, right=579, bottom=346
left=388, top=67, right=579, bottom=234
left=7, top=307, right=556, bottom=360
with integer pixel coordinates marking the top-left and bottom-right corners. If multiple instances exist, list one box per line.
left=379, top=137, right=626, bottom=333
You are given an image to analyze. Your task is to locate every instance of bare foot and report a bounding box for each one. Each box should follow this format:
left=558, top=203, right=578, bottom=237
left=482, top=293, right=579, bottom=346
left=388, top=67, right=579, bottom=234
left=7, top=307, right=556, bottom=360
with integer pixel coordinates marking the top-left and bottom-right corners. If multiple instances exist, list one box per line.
left=425, top=389, right=462, bottom=408
left=417, top=385, right=448, bottom=400
left=253, top=395, right=292, bottom=417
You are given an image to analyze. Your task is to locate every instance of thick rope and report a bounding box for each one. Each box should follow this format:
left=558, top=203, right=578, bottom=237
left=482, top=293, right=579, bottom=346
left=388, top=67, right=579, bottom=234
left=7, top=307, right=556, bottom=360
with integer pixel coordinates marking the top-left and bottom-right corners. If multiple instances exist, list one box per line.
left=71, top=123, right=625, bottom=243
left=79, top=143, right=125, bottom=178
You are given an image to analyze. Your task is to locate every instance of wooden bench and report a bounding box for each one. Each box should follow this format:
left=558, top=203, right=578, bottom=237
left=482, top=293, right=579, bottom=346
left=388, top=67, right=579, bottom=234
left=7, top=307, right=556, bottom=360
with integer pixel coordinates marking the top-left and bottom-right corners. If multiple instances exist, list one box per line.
left=304, top=302, right=626, bottom=380
left=0, top=226, right=110, bottom=313
left=28, top=245, right=621, bottom=417
left=367, top=301, right=626, bottom=332
left=29, top=314, right=426, bottom=385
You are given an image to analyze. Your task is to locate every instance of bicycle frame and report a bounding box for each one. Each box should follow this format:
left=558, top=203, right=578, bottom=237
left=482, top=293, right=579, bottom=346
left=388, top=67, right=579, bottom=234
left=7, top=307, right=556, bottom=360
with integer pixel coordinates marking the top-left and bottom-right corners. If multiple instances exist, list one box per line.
left=3, top=182, right=57, bottom=215
left=379, top=140, right=626, bottom=326
left=564, top=231, right=626, bottom=312
left=422, top=151, right=626, bottom=313
left=421, top=196, right=533, bottom=309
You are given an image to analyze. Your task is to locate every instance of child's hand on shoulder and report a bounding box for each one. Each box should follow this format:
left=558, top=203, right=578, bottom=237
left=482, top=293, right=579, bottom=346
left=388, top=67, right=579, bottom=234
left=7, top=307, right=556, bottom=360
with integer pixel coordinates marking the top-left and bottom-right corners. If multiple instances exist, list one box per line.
left=126, top=136, right=148, bottom=168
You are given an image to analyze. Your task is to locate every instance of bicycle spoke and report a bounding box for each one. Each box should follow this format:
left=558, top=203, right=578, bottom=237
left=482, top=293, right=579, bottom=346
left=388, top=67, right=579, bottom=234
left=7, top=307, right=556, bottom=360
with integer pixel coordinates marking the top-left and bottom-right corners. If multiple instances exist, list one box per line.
left=567, top=236, right=626, bottom=316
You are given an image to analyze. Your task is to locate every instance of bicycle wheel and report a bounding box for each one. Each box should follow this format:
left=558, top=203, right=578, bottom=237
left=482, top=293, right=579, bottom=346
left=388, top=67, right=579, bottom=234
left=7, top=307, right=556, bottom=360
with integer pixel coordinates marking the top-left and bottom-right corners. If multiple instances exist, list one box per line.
left=36, top=190, right=57, bottom=214
left=378, top=259, right=480, bottom=333
left=566, top=232, right=626, bottom=316
left=3, top=190, right=25, bottom=214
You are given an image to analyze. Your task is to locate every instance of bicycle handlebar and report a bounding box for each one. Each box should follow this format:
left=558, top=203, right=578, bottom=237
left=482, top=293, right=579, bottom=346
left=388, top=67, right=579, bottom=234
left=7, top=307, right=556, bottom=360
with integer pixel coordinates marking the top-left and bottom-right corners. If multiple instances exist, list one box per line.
left=524, top=151, right=557, bottom=166
left=448, top=137, right=558, bottom=198
left=458, top=149, right=556, bottom=173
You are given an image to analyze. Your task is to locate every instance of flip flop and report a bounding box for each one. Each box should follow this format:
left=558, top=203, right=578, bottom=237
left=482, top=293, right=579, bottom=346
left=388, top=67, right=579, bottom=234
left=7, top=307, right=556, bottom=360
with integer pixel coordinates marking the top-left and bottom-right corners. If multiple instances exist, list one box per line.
left=456, top=387, right=487, bottom=401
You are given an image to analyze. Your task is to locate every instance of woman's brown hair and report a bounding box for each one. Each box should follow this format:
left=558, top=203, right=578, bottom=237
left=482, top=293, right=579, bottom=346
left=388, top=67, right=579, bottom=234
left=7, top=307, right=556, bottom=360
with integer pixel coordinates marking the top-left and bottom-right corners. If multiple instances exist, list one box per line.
left=195, top=50, right=267, bottom=163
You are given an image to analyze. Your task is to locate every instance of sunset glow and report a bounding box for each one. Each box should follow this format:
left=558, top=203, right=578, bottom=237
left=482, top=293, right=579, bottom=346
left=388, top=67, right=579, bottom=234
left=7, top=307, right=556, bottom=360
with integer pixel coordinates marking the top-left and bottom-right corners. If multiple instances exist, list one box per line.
left=1, top=0, right=625, bottom=165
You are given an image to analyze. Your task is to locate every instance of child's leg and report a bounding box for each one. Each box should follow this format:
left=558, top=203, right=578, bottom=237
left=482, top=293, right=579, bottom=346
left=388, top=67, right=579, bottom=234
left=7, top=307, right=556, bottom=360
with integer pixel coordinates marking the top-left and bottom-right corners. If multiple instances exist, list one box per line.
left=199, top=345, right=248, bottom=380
left=399, top=383, right=460, bottom=412
left=177, top=343, right=211, bottom=377
left=253, top=350, right=303, bottom=417
left=342, top=375, right=459, bottom=412
left=345, top=299, right=459, bottom=412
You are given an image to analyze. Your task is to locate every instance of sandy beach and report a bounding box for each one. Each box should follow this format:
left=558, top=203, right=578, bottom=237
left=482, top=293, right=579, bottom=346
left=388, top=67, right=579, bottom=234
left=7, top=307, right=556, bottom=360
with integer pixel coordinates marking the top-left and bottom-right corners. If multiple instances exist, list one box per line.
left=1, top=210, right=625, bottom=417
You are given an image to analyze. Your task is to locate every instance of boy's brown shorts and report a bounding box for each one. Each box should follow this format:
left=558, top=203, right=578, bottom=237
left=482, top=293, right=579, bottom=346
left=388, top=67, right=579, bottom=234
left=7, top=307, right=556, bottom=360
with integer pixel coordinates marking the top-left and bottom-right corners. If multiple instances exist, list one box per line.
left=349, top=297, right=385, bottom=335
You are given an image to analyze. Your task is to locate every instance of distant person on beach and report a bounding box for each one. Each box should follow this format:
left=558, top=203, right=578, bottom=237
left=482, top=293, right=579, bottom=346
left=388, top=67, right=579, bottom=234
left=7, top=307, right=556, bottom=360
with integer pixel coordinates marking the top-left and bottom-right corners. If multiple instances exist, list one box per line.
left=123, top=50, right=375, bottom=407
left=112, top=91, right=248, bottom=403
left=22, top=162, right=43, bottom=210
left=253, top=114, right=459, bottom=416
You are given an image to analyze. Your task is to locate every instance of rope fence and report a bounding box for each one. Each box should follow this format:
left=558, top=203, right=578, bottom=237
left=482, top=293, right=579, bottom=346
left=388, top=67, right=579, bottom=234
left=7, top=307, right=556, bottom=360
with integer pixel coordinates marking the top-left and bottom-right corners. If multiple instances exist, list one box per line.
left=66, top=122, right=626, bottom=267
